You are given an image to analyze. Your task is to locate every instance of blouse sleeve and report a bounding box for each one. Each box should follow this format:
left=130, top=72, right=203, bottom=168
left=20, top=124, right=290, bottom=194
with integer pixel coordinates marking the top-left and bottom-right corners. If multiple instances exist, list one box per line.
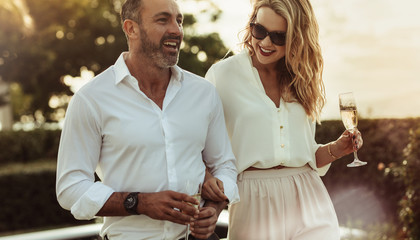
left=311, top=120, right=331, bottom=176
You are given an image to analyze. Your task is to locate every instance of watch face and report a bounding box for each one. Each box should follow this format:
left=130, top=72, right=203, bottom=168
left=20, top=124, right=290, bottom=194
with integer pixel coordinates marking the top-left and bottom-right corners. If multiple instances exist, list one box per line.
left=125, top=195, right=136, bottom=208
left=124, top=192, right=139, bottom=214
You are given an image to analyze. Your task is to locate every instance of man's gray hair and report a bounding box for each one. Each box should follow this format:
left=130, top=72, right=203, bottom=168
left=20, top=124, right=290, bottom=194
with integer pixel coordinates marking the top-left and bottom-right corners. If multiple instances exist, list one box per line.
left=121, top=0, right=143, bottom=24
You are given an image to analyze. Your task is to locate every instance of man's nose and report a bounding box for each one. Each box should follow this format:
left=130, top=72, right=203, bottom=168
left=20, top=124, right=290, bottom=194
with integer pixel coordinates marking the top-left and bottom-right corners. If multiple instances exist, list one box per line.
left=167, top=20, right=183, bottom=36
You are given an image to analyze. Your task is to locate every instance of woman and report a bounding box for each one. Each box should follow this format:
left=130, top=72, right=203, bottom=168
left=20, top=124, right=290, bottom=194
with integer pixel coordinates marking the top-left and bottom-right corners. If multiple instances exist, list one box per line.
left=203, top=0, right=363, bottom=239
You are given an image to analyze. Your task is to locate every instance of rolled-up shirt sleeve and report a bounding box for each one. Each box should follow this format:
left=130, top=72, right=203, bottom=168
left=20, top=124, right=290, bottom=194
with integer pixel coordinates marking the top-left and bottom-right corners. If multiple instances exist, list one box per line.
left=70, top=182, right=114, bottom=220
left=311, top=121, right=330, bottom=176
left=202, top=88, right=240, bottom=204
left=56, top=92, right=114, bottom=220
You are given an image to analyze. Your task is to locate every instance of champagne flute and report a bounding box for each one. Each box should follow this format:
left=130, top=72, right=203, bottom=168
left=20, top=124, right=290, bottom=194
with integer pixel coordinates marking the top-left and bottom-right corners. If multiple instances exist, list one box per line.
left=184, top=180, right=202, bottom=240
left=339, top=92, right=367, bottom=167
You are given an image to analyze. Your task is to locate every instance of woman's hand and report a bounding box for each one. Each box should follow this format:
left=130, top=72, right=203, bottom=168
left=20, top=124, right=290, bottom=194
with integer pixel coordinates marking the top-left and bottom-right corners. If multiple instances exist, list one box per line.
left=334, top=128, right=363, bottom=157
left=316, top=128, right=364, bottom=167
left=202, top=170, right=228, bottom=202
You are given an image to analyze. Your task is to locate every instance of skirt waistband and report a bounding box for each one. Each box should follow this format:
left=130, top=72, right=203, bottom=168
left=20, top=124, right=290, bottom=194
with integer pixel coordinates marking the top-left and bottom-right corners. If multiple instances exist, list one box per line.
left=245, top=165, right=286, bottom=171
left=238, top=164, right=313, bottom=181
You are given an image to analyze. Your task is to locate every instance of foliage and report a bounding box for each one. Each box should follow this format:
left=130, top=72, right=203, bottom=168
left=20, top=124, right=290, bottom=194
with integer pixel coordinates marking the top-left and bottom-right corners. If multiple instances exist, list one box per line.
left=9, top=83, right=33, bottom=120
left=389, top=124, right=420, bottom=239
left=179, top=32, right=232, bottom=77
left=317, top=118, right=418, bottom=228
left=0, top=129, right=60, bottom=164
left=340, top=222, right=398, bottom=240
left=0, top=170, right=93, bottom=234
left=0, top=0, right=231, bottom=123
left=1, top=0, right=126, bottom=119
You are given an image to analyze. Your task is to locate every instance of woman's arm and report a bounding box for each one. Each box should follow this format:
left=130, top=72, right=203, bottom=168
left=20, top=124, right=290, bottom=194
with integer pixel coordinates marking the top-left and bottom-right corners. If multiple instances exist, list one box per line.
left=316, top=129, right=363, bottom=168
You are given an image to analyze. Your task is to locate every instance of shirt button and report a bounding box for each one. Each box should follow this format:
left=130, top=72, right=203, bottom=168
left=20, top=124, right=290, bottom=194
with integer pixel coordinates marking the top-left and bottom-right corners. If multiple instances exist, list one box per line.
left=277, top=109, right=281, bottom=113
left=281, top=144, right=285, bottom=148
left=280, top=126, right=284, bottom=129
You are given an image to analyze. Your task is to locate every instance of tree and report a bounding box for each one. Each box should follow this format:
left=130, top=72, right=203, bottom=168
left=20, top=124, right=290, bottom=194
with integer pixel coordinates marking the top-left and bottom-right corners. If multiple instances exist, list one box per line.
left=0, top=0, right=231, bottom=125
left=390, top=125, right=420, bottom=239
left=0, top=0, right=34, bottom=129
left=1, top=0, right=127, bottom=123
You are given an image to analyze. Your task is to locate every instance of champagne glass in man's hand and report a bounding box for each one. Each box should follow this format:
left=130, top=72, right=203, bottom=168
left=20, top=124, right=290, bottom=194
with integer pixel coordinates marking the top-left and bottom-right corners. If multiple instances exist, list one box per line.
left=184, top=180, right=202, bottom=240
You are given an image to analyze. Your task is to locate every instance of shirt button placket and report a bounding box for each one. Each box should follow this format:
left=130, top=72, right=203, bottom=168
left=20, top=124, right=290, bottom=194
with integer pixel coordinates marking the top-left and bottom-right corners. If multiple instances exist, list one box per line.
left=162, top=112, right=175, bottom=190
left=277, top=107, right=286, bottom=164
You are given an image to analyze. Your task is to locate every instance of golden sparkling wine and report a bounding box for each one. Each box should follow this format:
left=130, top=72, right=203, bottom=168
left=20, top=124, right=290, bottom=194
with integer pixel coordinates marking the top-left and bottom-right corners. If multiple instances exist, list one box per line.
left=190, top=193, right=201, bottom=209
left=338, top=92, right=367, bottom=167
left=340, top=107, right=358, bottom=130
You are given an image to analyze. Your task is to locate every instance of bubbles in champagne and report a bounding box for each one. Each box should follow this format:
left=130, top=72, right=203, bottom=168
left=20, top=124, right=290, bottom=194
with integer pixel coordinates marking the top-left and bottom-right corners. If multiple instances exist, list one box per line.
left=340, top=107, right=358, bottom=130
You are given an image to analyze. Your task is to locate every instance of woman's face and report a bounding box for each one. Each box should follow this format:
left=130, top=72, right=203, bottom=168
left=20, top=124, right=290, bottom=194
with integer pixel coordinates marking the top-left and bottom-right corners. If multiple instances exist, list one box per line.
left=251, top=6, right=287, bottom=67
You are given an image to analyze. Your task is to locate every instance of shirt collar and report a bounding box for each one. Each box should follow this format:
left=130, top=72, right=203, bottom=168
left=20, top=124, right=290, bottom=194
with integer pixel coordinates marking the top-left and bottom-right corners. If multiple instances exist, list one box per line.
left=114, top=52, right=131, bottom=85
left=170, top=65, right=183, bottom=83
left=114, top=52, right=184, bottom=85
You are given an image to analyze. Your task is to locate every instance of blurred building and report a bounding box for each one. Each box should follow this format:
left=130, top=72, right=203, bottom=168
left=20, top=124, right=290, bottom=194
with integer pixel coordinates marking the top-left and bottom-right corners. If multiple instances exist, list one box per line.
left=0, top=78, right=12, bottom=131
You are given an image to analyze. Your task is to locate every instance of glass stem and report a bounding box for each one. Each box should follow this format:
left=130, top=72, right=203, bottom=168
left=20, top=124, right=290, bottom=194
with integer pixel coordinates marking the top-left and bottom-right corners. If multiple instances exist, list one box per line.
left=350, top=127, right=360, bottom=161
left=353, top=150, right=359, bottom=161
left=185, top=224, right=189, bottom=240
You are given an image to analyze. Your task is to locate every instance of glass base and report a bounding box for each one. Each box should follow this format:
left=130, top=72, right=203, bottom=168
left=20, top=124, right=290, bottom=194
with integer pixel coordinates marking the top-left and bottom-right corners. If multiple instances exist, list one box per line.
left=347, top=159, right=367, bottom=167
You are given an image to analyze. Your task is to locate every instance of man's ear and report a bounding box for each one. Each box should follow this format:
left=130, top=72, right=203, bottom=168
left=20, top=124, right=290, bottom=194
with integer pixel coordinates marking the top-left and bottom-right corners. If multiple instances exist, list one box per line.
left=123, top=20, right=140, bottom=40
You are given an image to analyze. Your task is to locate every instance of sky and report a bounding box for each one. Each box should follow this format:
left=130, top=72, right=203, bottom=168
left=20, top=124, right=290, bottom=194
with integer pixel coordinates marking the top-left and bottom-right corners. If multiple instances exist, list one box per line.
left=181, top=0, right=420, bottom=120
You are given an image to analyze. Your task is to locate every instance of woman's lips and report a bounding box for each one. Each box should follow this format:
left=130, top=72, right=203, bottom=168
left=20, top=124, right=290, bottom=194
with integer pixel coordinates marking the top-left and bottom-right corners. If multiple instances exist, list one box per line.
left=259, top=45, right=274, bottom=56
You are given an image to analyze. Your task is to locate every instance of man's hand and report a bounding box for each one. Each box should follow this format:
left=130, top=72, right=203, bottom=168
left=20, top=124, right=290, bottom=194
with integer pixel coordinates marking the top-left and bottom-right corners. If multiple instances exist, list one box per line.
left=189, top=206, right=218, bottom=239
left=138, top=191, right=199, bottom=225
left=190, top=198, right=228, bottom=239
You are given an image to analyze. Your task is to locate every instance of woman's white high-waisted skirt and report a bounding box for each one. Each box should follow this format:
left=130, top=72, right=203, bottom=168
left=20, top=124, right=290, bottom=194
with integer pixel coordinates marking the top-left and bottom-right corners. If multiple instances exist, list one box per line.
left=228, top=165, right=340, bottom=240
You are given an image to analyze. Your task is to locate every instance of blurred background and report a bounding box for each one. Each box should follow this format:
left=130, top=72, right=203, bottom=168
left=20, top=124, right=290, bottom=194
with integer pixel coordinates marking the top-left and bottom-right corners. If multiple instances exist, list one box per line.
left=0, top=0, right=419, bottom=239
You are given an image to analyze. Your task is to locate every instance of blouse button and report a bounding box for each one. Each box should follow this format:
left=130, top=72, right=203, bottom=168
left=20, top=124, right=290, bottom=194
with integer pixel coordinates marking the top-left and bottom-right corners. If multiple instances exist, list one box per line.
left=280, top=126, right=284, bottom=129
left=281, top=144, right=285, bottom=148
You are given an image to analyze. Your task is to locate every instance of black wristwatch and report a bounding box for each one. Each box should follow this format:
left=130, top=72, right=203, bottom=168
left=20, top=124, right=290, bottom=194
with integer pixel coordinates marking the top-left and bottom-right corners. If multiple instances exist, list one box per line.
left=124, top=192, right=140, bottom=215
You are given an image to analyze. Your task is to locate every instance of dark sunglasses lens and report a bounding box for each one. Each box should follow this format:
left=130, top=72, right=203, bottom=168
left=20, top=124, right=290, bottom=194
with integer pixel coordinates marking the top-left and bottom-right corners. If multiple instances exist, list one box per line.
left=251, top=23, right=286, bottom=46
left=251, top=24, right=267, bottom=40
left=270, top=33, right=286, bottom=46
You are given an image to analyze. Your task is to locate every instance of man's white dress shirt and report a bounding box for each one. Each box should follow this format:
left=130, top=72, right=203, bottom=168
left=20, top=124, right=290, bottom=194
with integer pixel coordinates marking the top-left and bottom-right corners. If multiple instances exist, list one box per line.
left=205, top=50, right=330, bottom=176
left=56, top=52, right=239, bottom=240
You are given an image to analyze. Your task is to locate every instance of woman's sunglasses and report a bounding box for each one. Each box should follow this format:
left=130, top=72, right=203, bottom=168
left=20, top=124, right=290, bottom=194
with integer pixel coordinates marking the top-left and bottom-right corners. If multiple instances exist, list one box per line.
left=250, top=22, right=286, bottom=46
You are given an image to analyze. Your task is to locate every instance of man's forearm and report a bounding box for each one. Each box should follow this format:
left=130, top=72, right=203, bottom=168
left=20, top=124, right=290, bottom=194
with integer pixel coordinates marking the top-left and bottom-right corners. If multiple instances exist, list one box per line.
left=96, top=192, right=131, bottom=216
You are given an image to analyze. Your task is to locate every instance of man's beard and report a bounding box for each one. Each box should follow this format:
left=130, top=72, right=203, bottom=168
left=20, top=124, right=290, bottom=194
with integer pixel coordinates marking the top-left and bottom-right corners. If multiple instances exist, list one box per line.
left=139, top=27, right=181, bottom=68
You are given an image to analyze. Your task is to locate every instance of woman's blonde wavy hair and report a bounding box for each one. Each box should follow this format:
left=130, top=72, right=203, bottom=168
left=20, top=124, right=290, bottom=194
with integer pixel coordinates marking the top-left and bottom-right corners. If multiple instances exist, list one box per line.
left=242, top=0, right=325, bottom=122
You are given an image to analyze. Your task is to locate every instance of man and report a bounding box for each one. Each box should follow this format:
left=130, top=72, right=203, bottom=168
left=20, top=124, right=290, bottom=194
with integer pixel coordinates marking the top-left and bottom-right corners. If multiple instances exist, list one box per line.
left=55, top=0, right=239, bottom=239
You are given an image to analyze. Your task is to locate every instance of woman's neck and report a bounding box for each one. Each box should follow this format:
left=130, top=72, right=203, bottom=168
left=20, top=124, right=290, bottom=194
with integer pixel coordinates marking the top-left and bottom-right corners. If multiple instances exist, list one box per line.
left=250, top=55, right=278, bottom=75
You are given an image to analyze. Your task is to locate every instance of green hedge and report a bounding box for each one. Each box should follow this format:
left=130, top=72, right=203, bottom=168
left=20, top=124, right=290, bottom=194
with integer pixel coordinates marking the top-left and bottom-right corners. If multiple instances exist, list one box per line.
left=0, top=118, right=419, bottom=236
left=0, top=129, right=88, bottom=235
left=0, top=170, right=94, bottom=234
left=0, top=129, right=61, bottom=164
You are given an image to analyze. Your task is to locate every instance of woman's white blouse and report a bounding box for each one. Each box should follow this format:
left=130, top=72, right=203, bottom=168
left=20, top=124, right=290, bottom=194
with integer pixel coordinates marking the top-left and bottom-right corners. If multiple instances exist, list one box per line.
left=205, top=50, right=330, bottom=176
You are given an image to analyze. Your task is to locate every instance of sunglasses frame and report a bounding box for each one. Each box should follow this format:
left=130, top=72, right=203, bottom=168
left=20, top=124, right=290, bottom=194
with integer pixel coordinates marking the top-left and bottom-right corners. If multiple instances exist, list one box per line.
left=250, top=22, right=286, bottom=46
